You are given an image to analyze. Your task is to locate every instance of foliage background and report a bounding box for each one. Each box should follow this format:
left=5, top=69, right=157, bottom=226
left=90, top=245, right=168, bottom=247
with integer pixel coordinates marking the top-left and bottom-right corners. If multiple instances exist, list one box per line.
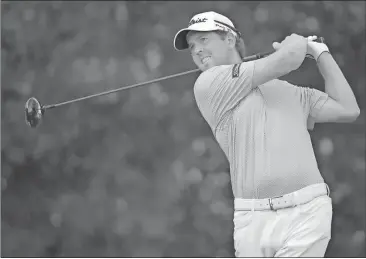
left=1, top=1, right=365, bottom=257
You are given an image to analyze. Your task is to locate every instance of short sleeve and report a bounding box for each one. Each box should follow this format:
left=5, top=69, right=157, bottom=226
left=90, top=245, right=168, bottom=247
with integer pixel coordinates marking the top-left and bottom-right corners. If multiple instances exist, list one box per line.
left=193, top=61, right=255, bottom=129
left=296, top=86, right=329, bottom=130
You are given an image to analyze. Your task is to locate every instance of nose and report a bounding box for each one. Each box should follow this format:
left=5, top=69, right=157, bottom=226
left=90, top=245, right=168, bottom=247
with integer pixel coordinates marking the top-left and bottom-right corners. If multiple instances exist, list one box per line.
left=192, top=45, right=203, bottom=56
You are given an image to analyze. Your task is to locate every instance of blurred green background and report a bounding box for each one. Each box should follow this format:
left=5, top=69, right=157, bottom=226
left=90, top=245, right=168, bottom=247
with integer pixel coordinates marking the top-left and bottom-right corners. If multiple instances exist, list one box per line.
left=1, top=1, right=365, bottom=257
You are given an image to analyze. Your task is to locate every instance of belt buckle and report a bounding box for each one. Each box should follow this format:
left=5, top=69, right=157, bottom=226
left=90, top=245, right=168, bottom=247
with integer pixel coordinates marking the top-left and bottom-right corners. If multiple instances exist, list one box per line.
left=268, top=198, right=275, bottom=210
left=268, top=195, right=284, bottom=211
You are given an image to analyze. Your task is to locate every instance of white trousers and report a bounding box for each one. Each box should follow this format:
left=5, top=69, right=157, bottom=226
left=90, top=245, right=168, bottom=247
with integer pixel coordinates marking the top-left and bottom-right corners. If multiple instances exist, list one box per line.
left=233, top=195, right=333, bottom=257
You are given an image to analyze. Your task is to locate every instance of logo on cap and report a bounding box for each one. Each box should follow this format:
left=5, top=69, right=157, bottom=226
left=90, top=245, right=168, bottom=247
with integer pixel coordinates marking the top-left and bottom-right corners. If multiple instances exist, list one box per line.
left=188, top=17, right=208, bottom=26
left=215, top=23, right=228, bottom=31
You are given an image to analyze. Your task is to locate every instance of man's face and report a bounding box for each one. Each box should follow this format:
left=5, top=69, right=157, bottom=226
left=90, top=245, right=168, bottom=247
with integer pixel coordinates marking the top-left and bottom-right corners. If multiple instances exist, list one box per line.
left=186, top=31, right=232, bottom=71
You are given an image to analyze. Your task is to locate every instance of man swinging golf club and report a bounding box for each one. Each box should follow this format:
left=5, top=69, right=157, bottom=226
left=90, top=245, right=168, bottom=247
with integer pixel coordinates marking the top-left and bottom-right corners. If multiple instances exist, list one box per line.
left=174, top=11, right=360, bottom=257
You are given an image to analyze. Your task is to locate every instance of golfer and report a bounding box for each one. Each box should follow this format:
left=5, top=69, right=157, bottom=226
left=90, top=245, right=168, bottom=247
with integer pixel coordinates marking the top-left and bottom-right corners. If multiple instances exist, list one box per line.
left=173, top=11, right=360, bottom=257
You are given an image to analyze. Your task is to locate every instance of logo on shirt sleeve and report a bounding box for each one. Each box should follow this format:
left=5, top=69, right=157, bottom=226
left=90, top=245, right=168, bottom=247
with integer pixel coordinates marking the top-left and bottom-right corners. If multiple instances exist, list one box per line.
left=232, top=63, right=241, bottom=78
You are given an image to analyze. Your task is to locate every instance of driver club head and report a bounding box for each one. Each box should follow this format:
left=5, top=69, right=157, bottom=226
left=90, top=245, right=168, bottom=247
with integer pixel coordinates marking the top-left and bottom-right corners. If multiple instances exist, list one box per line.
left=25, top=97, right=45, bottom=128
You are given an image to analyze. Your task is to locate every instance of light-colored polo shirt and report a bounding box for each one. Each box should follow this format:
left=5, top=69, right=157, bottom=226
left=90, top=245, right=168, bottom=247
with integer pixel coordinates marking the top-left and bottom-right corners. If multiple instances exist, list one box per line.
left=193, top=61, right=329, bottom=199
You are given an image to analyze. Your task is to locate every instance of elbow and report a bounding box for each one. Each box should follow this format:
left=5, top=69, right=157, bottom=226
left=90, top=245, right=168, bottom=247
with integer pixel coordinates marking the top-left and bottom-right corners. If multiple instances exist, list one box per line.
left=350, top=108, right=360, bottom=122
left=345, top=108, right=360, bottom=122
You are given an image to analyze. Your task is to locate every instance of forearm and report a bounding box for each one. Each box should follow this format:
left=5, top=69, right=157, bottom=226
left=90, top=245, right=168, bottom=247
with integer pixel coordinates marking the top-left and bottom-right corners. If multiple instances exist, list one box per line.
left=317, top=52, right=360, bottom=112
left=252, top=43, right=306, bottom=86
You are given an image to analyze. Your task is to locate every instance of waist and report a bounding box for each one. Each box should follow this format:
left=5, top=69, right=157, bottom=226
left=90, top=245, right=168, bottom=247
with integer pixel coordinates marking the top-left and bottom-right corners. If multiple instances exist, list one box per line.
left=231, top=168, right=324, bottom=199
left=234, top=183, right=330, bottom=211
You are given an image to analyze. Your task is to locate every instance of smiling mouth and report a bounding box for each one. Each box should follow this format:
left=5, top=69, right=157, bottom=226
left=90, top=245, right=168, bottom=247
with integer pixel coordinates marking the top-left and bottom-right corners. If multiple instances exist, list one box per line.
left=201, top=57, right=211, bottom=64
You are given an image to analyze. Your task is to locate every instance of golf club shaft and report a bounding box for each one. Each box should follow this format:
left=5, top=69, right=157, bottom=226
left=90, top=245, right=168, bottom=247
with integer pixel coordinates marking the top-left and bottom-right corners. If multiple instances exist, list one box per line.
left=42, top=68, right=200, bottom=110
left=42, top=35, right=324, bottom=110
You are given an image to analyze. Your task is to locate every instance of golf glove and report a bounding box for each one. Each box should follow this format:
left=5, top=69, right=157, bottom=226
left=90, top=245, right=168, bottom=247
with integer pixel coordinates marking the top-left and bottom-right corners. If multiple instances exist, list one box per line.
left=306, top=35, right=329, bottom=61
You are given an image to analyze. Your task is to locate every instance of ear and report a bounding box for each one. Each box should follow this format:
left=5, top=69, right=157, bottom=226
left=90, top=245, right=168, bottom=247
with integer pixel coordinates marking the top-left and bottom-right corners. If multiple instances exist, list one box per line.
left=237, top=37, right=246, bottom=57
left=226, top=33, right=236, bottom=49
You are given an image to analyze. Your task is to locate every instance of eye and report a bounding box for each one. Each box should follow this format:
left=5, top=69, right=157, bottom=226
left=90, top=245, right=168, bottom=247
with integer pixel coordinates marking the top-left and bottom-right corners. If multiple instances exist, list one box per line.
left=200, top=37, right=208, bottom=43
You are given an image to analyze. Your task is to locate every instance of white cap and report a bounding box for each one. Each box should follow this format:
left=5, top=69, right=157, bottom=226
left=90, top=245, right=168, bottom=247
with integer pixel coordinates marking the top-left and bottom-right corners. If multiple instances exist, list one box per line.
left=173, top=11, right=241, bottom=51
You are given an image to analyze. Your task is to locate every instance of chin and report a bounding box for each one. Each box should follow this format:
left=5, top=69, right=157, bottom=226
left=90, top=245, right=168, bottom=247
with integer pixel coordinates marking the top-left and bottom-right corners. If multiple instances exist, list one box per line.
left=200, top=62, right=214, bottom=72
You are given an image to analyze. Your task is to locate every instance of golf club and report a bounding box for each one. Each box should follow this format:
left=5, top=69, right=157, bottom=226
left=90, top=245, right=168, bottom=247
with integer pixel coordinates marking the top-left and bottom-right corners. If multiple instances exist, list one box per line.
left=25, top=37, right=324, bottom=128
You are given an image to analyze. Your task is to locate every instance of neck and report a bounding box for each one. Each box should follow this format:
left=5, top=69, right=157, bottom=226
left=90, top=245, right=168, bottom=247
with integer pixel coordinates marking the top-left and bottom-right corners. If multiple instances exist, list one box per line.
left=228, top=51, right=243, bottom=64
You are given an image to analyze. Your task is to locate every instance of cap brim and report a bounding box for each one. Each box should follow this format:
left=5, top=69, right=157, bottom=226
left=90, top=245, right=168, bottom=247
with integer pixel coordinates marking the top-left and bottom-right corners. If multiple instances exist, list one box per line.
left=173, top=26, right=219, bottom=51
left=173, top=28, right=191, bottom=51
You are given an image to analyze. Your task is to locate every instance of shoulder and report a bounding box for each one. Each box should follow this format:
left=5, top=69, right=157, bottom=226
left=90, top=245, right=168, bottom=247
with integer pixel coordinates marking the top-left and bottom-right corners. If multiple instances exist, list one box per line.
left=194, top=66, right=231, bottom=85
left=259, top=78, right=296, bottom=93
left=263, top=79, right=295, bottom=88
left=193, top=65, right=231, bottom=95
left=268, top=80, right=325, bottom=99
left=194, top=62, right=255, bottom=92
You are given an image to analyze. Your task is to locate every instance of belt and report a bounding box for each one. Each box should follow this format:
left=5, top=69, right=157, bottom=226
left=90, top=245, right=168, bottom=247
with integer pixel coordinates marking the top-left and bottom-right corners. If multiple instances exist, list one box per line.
left=234, top=183, right=330, bottom=211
